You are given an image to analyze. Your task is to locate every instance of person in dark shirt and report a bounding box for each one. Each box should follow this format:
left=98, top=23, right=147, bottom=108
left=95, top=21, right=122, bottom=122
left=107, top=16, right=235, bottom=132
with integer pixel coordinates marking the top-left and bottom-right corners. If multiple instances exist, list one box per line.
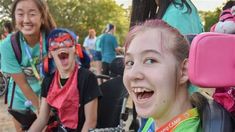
left=29, top=28, right=102, bottom=132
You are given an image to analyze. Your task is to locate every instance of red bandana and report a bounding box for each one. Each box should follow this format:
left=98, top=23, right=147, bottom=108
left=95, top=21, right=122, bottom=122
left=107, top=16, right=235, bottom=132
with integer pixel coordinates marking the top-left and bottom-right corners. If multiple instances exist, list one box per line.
left=47, top=66, right=79, bottom=129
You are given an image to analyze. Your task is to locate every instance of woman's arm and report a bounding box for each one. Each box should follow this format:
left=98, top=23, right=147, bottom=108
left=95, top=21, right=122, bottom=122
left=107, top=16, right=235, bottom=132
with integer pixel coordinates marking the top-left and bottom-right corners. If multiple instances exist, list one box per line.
left=28, top=97, right=51, bottom=132
left=81, top=98, right=98, bottom=132
left=11, top=73, right=40, bottom=111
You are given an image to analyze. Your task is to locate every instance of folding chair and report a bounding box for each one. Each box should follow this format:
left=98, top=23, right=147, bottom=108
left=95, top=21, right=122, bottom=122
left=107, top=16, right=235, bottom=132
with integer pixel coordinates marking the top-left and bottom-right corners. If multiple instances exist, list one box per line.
left=188, top=32, right=235, bottom=132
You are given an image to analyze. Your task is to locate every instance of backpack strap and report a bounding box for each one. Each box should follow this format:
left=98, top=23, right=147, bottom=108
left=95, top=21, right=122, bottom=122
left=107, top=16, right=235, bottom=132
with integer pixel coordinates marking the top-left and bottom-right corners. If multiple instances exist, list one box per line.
left=10, top=32, right=22, bottom=64
left=5, top=32, right=21, bottom=105
left=9, top=82, right=16, bottom=109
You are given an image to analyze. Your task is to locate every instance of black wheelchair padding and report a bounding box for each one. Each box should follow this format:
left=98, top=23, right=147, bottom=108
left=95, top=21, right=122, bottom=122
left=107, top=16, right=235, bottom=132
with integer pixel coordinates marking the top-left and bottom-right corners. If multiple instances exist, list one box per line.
left=202, top=97, right=235, bottom=132
left=97, top=76, right=128, bottom=128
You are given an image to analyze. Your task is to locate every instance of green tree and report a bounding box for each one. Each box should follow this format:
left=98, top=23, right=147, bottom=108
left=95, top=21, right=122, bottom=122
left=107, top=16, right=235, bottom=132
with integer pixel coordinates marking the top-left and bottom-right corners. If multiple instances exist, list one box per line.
left=48, top=0, right=130, bottom=45
left=0, top=0, right=12, bottom=34
left=0, top=0, right=130, bottom=46
left=199, top=8, right=221, bottom=32
left=0, top=0, right=12, bottom=20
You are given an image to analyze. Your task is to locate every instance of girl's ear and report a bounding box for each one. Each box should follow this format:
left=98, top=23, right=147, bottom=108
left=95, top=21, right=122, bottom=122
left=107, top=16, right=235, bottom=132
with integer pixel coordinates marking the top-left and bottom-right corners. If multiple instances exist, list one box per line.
left=179, top=59, right=189, bottom=84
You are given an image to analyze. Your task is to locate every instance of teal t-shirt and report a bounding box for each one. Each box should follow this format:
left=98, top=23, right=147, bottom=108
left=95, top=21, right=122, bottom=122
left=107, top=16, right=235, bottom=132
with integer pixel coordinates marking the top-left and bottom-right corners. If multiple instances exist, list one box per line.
left=162, top=0, right=204, bottom=35
left=0, top=32, right=47, bottom=110
left=95, top=34, right=103, bottom=52
left=100, top=33, right=118, bottom=63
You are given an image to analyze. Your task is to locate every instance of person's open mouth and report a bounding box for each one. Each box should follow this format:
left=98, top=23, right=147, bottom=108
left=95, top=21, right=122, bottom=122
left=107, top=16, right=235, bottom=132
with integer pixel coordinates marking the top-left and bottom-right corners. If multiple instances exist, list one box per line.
left=58, top=51, right=69, bottom=67
left=133, top=87, right=154, bottom=101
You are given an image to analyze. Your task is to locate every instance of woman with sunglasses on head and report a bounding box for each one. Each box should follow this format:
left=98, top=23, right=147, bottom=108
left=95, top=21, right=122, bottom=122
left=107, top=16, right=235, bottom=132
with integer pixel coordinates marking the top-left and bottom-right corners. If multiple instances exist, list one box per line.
left=0, top=0, right=56, bottom=131
left=29, top=28, right=102, bottom=132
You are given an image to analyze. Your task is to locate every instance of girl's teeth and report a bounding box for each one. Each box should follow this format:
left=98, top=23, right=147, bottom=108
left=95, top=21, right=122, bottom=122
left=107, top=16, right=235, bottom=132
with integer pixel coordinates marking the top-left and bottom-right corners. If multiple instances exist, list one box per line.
left=133, top=87, right=152, bottom=93
left=133, top=88, right=142, bottom=93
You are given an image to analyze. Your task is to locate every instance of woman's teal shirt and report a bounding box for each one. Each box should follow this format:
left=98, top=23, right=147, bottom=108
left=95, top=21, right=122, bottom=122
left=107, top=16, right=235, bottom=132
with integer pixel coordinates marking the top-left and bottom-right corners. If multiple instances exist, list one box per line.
left=162, top=0, right=204, bottom=35
left=0, top=32, right=47, bottom=110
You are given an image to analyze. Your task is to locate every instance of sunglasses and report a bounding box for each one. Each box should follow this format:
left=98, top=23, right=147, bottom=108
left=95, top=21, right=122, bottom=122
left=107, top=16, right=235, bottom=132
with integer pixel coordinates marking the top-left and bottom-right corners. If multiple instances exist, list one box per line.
left=49, top=34, right=74, bottom=51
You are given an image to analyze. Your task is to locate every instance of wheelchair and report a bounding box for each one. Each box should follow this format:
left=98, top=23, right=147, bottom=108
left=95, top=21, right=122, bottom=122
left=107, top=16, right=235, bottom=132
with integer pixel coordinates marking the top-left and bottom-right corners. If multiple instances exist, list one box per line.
left=91, top=57, right=135, bottom=132
left=0, top=71, right=8, bottom=97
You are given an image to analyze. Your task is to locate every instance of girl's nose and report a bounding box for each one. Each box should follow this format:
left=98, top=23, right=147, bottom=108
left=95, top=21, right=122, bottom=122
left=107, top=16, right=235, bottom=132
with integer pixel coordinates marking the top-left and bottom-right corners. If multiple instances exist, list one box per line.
left=23, top=14, right=30, bottom=23
left=128, top=63, right=144, bottom=81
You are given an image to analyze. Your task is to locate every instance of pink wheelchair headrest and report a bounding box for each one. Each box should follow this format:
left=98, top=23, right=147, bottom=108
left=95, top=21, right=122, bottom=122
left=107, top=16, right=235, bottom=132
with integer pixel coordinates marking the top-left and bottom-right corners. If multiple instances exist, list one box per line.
left=188, top=32, right=235, bottom=88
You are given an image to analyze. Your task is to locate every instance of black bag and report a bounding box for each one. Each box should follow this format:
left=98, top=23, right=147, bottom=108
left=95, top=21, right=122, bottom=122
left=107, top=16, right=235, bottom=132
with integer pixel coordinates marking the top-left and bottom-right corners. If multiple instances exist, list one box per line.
left=8, top=108, right=37, bottom=130
left=8, top=82, right=37, bottom=130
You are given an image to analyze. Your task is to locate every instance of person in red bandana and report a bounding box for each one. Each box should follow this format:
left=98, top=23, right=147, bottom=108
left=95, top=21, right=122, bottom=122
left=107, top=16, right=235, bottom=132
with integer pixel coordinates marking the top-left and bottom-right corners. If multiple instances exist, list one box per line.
left=29, top=28, right=102, bottom=132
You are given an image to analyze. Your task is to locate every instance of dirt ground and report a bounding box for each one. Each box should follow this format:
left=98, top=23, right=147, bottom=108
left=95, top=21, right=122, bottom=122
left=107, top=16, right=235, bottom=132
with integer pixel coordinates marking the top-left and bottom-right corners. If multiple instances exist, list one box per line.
left=0, top=96, right=15, bottom=132
left=0, top=95, right=133, bottom=132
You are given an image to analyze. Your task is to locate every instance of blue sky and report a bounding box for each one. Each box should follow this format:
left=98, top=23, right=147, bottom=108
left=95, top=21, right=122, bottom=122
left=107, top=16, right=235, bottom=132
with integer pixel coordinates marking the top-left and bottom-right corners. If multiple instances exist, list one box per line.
left=115, top=0, right=227, bottom=11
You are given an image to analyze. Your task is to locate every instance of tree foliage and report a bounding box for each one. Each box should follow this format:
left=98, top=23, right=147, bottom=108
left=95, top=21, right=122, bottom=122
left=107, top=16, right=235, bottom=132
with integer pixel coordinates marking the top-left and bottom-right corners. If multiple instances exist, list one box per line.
left=199, top=8, right=221, bottom=32
left=0, top=0, right=130, bottom=45
left=0, top=0, right=12, bottom=20
left=0, top=0, right=12, bottom=34
left=0, top=0, right=229, bottom=39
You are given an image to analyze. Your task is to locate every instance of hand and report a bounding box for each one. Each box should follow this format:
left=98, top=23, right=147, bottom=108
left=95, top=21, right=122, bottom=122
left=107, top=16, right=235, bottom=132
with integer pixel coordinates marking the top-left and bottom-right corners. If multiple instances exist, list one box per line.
left=35, top=109, right=39, bottom=117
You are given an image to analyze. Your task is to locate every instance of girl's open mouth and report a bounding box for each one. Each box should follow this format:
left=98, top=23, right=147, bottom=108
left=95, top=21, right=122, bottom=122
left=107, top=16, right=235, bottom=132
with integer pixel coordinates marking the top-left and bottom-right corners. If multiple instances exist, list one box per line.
left=133, top=88, right=154, bottom=100
left=58, top=52, right=69, bottom=67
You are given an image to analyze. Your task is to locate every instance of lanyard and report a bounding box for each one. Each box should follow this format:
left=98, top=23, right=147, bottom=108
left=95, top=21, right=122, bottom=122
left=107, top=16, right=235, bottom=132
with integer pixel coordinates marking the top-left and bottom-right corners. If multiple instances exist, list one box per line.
left=156, top=108, right=198, bottom=132
left=142, top=118, right=154, bottom=132
left=39, top=34, right=44, bottom=78
left=22, top=33, right=44, bottom=84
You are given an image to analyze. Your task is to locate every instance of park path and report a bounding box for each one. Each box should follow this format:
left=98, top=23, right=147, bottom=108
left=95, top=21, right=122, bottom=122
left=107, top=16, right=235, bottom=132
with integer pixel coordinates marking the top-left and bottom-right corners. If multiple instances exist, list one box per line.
left=0, top=96, right=15, bottom=132
left=0, top=95, right=133, bottom=132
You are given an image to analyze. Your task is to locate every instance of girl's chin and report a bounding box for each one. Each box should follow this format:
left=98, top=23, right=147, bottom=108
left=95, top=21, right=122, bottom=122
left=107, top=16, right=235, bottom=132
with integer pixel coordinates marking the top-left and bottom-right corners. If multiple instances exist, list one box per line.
left=21, top=31, right=37, bottom=37
left=137, top=110, right=151, bottom=119
left=135, top=106, right=153, bottom=118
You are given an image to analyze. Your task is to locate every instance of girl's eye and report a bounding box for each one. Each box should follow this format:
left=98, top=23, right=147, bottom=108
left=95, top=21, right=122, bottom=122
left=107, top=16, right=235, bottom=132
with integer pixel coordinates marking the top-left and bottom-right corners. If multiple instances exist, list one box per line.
left=16, top=13, right=23, bottom=17
left=144, top=58, right=157, bottom=64
left=29, top=13, right=36, bottom=16
left=29, top=11, right=39, bottom=16
left=125, top=61, right=134, bottom=66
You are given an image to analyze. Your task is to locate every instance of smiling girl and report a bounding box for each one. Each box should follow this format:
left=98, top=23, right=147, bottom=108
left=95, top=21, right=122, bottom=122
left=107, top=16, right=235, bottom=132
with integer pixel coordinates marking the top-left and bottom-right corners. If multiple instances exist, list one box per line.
left=123, top=19, right=202, bottom=132
left=0, top=0, right=56, bottom=131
